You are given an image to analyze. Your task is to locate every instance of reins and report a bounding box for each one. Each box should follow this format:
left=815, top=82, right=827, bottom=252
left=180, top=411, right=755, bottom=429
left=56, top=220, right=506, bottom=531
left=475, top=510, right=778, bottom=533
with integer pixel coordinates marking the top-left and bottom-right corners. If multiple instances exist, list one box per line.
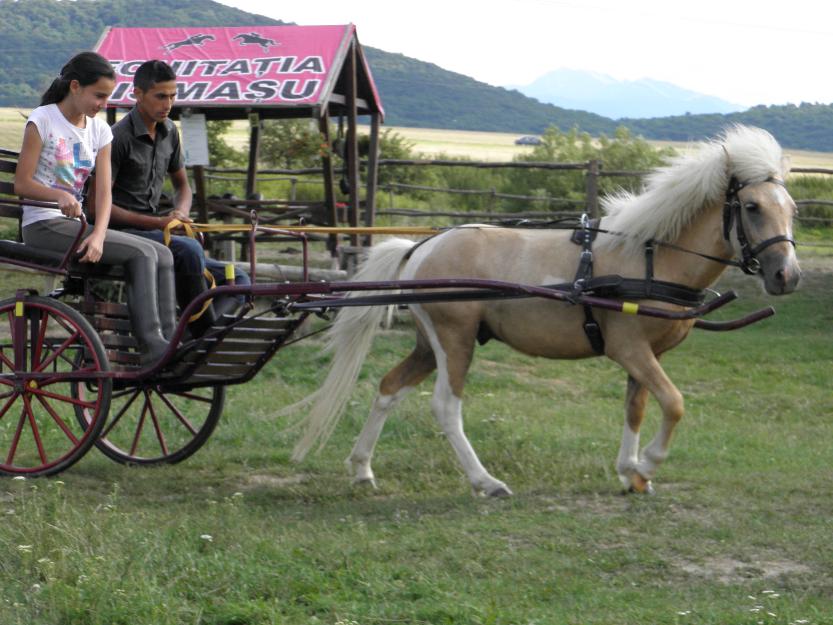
left=508, top=176, right=795, bottom=276
left=562, top=176, right=795, bottom=354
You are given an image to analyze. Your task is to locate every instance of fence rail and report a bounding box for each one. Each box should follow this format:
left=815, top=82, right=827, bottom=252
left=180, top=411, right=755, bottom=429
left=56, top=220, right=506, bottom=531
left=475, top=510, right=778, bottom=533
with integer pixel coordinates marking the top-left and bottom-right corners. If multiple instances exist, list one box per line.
left=196, top=158, right=833, bottom=225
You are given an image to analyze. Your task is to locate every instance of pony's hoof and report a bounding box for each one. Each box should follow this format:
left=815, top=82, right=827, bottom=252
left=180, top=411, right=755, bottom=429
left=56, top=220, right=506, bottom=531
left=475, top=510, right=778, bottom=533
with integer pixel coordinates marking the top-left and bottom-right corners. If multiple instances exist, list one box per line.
left=626, top=473, right=655, bottom=495
left=487, top=485, right=513, bottom=498
left=352, top=476, right=378, bottom=490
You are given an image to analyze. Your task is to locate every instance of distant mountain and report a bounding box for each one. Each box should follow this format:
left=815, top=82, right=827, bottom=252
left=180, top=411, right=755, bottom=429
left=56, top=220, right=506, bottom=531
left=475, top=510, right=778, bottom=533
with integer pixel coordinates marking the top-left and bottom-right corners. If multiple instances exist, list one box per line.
left=1, top=0, right=832, bottom=151
left=363, top=50, right=617, bottom=136
left=507, top=68, right=743, bottom=119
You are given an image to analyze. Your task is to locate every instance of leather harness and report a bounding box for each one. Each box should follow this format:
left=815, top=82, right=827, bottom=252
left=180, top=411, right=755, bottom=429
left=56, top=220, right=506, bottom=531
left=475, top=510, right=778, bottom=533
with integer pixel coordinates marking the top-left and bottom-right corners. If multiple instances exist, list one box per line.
left=569, top=176, right=795, bottom=354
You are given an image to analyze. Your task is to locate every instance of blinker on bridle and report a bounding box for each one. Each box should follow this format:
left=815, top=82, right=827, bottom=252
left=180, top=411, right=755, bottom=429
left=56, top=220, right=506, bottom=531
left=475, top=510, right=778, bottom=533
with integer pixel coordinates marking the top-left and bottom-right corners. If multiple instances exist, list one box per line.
left=723, top=176, right=796, bottom=275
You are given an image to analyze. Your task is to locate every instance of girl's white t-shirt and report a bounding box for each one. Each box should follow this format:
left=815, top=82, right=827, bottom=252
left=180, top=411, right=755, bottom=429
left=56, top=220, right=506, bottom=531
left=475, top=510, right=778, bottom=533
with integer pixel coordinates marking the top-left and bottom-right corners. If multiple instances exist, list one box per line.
left=21, top=104, right=113, bottom=227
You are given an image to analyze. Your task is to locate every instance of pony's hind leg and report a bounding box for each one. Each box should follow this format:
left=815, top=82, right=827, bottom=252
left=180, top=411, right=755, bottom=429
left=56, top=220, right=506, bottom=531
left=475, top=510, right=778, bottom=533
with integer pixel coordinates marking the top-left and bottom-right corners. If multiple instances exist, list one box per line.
left=346, top=333, right=436, bottom=487
left=421, top=312, right=512, bottom=497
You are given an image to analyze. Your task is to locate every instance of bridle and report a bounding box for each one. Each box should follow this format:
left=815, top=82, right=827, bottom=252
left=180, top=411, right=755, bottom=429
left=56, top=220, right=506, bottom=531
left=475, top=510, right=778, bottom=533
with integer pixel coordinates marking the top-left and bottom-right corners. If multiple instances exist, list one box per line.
left=722, top=176, right=796, bottom=275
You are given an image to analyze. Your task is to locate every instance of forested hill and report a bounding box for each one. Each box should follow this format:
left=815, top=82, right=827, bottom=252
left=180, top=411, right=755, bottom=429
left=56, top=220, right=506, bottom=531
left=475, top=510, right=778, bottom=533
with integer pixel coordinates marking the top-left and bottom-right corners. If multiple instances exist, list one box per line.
left=2, top=0, right=832, bottom=151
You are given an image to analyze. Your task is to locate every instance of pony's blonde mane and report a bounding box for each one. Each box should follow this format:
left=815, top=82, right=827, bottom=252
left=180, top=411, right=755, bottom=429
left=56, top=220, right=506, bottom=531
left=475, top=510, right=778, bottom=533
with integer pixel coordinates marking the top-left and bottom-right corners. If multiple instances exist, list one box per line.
left=599, top=125, right=788, bottom=255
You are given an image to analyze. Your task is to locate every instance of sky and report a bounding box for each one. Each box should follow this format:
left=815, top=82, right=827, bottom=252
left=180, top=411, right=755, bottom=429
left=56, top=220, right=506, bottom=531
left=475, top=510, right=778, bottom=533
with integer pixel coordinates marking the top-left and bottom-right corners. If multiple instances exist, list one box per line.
left=216, top=0, right=833, bottom=109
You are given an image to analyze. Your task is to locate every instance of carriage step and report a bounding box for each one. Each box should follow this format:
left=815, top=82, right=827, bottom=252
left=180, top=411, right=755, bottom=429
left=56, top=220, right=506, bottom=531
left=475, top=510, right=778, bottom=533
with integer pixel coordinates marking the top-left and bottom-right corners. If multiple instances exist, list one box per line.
left=161, top=312, right=308, bottom=385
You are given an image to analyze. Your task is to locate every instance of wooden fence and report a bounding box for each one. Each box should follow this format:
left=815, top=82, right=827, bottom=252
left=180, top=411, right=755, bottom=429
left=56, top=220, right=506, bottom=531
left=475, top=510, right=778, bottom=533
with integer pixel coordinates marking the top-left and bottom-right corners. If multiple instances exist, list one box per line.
left=194, top=159, right=833, bottom=227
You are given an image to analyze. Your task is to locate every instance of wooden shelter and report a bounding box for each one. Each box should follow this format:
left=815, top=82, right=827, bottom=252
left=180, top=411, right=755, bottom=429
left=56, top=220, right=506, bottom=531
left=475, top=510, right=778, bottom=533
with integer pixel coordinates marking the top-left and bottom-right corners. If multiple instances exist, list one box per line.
left=95, top=25, right=385, bottom=256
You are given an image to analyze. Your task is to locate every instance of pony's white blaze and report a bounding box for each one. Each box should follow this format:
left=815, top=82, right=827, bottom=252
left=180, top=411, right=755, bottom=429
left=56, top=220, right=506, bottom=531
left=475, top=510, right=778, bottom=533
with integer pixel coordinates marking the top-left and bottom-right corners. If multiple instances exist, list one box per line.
left=287, top=125, right=799, bottom=496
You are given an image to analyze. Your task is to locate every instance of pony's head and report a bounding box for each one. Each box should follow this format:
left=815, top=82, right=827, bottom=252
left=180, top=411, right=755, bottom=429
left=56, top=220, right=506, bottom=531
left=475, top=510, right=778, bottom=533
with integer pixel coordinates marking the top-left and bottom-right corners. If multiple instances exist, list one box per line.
left=601, top=124, right=799, bottom=294
left=722, top=126, right=799, bottom=295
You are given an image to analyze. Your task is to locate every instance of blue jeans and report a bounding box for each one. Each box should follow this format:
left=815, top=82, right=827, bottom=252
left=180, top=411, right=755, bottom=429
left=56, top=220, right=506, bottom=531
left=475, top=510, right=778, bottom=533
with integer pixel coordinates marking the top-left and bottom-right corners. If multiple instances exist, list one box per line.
left=122, top=229, right=251, bottom=305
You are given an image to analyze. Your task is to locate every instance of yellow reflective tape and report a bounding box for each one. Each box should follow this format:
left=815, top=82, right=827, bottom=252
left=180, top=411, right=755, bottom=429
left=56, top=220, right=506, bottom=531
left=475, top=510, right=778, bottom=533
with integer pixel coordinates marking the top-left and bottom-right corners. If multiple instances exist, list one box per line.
left=224, top=263, right=235, bottom=282
left=622, top=302, right=639, bottom=315
left=15, top=301, right=23, bottom=317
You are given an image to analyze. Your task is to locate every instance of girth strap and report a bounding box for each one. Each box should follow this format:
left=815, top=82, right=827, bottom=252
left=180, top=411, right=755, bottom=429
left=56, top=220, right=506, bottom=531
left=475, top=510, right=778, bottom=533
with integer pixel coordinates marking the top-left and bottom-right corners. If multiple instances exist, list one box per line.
left=568, top=218, right=708, bottom=355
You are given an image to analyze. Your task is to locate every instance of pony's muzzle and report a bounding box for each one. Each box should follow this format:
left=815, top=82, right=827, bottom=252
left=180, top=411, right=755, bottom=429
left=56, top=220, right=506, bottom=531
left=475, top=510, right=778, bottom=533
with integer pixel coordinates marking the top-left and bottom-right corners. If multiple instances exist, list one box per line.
left=760, top=248, right=800, bottom=295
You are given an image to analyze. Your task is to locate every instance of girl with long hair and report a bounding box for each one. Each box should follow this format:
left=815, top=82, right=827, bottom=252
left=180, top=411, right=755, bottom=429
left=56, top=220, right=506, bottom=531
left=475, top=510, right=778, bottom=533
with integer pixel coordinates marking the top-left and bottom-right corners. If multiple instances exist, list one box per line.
left=14, top=51, right=176, bottom=365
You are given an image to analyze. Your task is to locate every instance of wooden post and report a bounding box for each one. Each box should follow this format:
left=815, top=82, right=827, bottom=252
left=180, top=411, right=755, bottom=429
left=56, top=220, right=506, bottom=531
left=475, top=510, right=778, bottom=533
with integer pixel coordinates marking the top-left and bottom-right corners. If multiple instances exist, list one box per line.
left=364, top=113, right=381, bottom=246
left=240, top=113, right=261, bottom=262
left=345, top=39, right=360, bottom=248
left=192, top=165, right=208, bottom=223
left=318, top=113, right=339, bottom=262
left=245, top=113, right=261, bottom=199
left=586, top=159, right=601, bottom=218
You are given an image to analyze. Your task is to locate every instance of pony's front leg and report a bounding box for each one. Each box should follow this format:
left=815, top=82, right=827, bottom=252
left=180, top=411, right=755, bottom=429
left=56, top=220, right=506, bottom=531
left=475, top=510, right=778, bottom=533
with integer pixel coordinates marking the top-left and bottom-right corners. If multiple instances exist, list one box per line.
left=613, top=352, right=685, bottom=493
left=616, top=375, right=652, bottom=493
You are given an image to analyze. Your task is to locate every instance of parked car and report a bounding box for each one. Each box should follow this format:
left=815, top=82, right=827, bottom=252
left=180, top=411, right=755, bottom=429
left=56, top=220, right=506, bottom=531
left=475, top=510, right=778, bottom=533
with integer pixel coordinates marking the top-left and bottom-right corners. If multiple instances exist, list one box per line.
left=515, top=135, right=542, bottom=146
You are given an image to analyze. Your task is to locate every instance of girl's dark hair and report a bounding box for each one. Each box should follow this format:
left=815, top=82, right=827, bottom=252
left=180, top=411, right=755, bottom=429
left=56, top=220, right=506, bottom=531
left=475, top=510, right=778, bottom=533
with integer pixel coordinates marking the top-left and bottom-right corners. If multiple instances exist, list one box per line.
left=40, top=51, right=116, bottom=106
left=134, top=60, right=176, bottom=92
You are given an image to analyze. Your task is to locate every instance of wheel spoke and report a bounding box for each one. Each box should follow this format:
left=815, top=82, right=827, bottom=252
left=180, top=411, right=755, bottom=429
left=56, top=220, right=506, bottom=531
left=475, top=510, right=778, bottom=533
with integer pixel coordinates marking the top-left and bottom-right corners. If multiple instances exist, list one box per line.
left=5, top=406, right=27, bottom=465
left=129, top=392, right=151, bottom=456
left=28, top=387, right=96, bottom=409
left=0, top=391, right=20, bottom=424
left=23, top=395, right=48, bottom=464
left=174, top=391, right=215, bottom=404
left=146, top=392, right=169, bottom=456
left=35, top=395, right=80, bottom=445
left=156, top=391, right=199, bottom=435
left=35, top=331, right=81, bottom=373
left=0, top=348, right=14, bottom=370
left=101, top=388, right=142, bottom=438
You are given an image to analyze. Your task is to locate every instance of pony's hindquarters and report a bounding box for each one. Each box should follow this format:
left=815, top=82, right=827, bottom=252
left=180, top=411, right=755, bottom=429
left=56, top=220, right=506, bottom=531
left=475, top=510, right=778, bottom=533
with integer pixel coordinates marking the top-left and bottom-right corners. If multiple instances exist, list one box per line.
left=288, top=238, right=417, bottom=461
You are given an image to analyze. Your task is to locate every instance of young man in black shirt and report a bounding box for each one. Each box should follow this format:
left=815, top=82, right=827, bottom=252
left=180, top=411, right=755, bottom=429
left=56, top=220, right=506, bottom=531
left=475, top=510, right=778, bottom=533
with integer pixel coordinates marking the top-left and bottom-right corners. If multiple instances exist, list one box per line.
left=91, top=60, right=249, bottom=337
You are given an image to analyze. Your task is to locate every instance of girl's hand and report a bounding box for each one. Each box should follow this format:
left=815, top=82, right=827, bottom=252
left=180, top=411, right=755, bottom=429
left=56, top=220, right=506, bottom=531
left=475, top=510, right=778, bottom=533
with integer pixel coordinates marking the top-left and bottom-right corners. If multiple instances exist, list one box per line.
left=76, top=230, right=105, bottom=263
left=57, top=191, right=82, bottom=218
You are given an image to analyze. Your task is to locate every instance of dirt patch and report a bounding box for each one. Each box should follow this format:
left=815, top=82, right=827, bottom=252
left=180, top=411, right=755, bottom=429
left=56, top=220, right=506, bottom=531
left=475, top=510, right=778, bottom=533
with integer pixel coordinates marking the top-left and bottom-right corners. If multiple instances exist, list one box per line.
left=243, top=473, right=308, bottom=489
left=673, top=555, right=813, bottom=584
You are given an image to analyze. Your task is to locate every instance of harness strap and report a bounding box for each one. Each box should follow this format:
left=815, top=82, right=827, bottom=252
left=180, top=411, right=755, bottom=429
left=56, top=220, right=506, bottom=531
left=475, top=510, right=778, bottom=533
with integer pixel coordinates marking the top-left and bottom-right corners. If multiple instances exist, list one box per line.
left=571, top=216, right=605, bottom=354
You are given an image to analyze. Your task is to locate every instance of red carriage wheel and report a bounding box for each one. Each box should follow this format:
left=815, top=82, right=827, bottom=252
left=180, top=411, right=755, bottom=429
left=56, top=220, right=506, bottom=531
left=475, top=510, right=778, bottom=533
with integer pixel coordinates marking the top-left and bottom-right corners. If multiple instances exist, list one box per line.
left=0, top=295, right=110, bottom=476
left=73, top=383, right=224, bottom=465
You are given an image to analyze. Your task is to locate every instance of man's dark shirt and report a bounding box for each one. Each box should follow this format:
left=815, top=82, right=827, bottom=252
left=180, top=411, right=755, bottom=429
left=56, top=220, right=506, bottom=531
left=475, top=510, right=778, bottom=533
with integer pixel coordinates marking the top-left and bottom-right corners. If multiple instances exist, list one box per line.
left=110, top=106, right=183, bottom=215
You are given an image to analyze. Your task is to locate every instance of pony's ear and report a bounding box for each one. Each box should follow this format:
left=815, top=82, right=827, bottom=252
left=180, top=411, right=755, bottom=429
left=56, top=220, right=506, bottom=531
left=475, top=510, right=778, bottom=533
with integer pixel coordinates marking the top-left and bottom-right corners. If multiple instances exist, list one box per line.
left=780, top=155, right=792, bottom=178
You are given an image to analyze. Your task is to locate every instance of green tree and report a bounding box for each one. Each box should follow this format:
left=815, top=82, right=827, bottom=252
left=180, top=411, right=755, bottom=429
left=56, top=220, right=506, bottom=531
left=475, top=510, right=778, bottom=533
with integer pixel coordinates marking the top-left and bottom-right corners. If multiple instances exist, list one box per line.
left=501, top=125, right=675, bottom=211
left=206, top=120, right=245, bottom=168
left=259, top=119, right=323, bottom=170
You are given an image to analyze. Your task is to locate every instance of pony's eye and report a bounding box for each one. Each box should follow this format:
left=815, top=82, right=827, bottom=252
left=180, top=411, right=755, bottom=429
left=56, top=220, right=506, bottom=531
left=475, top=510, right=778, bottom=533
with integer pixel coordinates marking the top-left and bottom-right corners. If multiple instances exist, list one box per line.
left=744, top=202, right=759, bottom=213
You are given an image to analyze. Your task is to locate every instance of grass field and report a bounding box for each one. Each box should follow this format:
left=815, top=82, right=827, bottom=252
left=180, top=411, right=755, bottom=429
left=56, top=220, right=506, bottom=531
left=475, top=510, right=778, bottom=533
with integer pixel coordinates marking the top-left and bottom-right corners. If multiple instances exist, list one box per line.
left=0, top=257, right=832, bottom=624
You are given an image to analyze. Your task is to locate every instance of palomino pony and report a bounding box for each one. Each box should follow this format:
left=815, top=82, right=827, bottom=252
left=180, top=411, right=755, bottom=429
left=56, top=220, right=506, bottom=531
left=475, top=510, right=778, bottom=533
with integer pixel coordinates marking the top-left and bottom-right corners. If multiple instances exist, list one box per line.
left=289, top=125, right=800, bottom=496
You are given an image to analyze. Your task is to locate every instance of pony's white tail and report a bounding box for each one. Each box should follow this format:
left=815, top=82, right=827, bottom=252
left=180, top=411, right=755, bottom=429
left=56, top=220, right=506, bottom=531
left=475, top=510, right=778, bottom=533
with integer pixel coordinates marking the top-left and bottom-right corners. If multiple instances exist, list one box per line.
left=287, top=237, right=417, bottom=462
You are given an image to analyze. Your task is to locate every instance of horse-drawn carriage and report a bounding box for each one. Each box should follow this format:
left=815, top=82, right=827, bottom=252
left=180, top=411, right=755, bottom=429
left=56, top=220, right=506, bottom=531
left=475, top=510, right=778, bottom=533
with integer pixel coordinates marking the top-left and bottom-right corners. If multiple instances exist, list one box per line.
left=0, top=127, right=801, bottom=495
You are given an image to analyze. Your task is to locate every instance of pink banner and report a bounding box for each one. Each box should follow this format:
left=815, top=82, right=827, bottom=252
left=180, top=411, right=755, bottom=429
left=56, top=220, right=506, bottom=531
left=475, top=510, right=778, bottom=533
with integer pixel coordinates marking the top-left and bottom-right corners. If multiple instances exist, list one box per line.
left=95, top=25, right=354, bottom=107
